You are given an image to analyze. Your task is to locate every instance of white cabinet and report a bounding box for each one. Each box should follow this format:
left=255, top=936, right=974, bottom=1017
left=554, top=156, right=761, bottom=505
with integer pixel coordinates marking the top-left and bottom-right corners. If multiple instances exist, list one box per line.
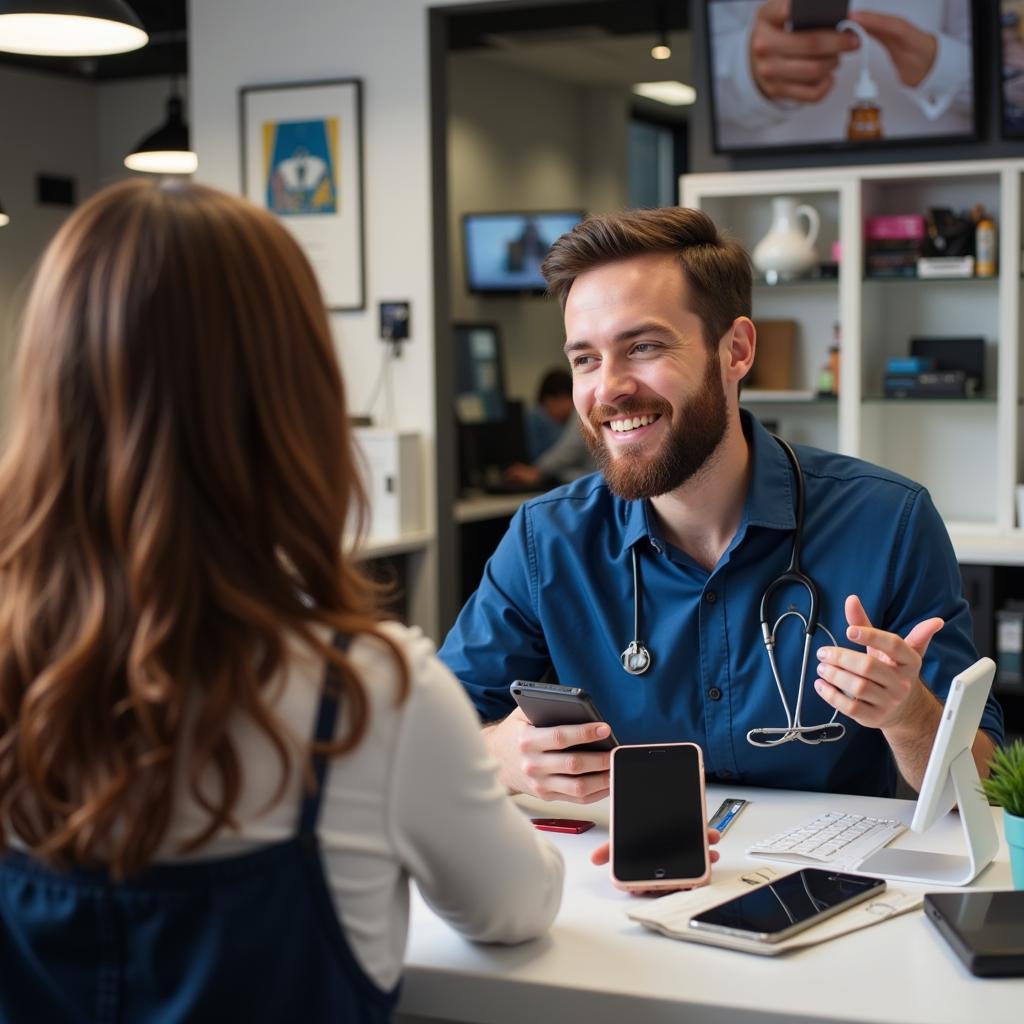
left=681, top=158, right=1024, bottom=552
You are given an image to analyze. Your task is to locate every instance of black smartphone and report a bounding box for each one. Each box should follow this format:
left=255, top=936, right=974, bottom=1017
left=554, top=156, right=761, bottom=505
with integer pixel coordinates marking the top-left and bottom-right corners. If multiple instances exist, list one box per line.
left=509, top=681, right=618, bottom=751
left=689, top=868, right=886, bottom=943
left=789, top=0, right=849, bottom=31
left=610, top=743, right=710, bottom=892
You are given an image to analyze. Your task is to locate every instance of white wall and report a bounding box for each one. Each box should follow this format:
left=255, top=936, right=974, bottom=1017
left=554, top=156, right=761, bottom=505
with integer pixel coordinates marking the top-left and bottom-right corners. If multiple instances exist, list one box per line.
left=447, top=53, right=628, bottom=402
left=190, top=0, right=450, bottom=446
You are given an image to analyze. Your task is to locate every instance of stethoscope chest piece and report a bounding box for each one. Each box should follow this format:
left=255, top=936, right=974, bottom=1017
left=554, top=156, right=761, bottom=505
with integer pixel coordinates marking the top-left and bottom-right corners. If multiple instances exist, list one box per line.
left=620, top=640, right=651, bottom=675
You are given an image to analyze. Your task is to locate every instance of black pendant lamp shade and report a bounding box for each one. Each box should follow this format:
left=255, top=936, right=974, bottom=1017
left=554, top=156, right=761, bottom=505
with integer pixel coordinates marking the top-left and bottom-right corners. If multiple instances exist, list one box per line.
left=0, top=1, right=148, bottom=57
left=124, top=95, right=198, bottom=175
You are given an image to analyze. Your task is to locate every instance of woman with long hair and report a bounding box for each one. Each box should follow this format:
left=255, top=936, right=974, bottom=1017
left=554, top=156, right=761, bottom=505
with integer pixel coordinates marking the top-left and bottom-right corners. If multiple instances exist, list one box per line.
left=0, top=178, right=563, bottom=1023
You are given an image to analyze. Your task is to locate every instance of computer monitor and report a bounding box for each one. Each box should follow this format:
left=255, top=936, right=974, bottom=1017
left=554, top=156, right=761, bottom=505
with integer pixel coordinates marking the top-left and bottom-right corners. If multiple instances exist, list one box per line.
left=454, top=322, right=507, bottom=425
left=462, top=211, right=583, bottom=295
left=857, top=657, right=998, bottom=886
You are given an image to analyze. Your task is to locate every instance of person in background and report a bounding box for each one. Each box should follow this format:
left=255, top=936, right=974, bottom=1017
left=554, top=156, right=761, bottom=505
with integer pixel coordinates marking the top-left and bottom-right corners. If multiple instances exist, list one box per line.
left=506, top=369, right=597, bottom=489
left=525, top=368, right=575, bottom=461
left=0, top=179, right=562, bottom=1023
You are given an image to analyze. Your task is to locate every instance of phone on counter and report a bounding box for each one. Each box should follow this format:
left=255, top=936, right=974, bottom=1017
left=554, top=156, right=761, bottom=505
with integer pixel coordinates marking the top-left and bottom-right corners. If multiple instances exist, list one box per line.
left=689, top=868, right=885, bottom=944
left=789, top=0, right=849, bottom=31
left=610, top=742, right=710, bottom=892
left=531, top=818, right=596, bottom=834
left=509, top=681, right=618, bottom=752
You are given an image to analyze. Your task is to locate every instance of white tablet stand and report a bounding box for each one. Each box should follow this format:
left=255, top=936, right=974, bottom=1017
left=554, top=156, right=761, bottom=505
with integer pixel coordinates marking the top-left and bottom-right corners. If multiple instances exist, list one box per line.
left=857, top=657, right=998, bottom=887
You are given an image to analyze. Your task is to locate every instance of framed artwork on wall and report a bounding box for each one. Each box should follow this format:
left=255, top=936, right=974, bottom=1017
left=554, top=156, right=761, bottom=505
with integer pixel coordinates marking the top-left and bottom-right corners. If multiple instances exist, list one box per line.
left=1000, top=1, right=1024, bottom=138
left=240, top=78, right=365, bottom=311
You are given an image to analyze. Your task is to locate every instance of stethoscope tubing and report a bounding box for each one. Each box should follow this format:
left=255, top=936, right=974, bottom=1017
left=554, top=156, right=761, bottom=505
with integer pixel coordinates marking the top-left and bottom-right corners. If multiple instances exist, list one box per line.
left=618, top=435, right=845, bottom=746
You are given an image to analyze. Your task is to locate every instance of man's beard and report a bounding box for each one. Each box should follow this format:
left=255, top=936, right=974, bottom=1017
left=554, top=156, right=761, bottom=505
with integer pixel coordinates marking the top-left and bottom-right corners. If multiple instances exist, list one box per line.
left=582, top=352, right=728, bottom=501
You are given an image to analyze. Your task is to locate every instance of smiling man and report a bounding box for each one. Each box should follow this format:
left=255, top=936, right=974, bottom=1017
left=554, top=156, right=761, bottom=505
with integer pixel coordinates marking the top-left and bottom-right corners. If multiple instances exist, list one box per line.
left=437, top=207, right=1002, bottom=803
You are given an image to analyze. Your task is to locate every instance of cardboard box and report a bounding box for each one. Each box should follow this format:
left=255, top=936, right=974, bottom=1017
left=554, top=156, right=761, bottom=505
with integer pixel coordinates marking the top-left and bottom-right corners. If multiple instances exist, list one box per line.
left=748, top=319, right=797, bottom=391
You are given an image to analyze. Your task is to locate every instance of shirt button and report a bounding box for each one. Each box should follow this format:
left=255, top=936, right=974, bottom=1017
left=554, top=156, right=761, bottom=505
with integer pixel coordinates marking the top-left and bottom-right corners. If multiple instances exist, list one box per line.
left=708, top=686, right=722, bottom=701
left=704, top=590, right=717, bottom=604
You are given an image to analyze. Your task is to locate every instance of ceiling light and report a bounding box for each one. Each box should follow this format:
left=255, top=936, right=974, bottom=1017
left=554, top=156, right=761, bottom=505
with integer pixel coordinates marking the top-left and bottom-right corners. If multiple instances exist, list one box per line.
left=0, top=198, right=8, bottom=228
left=125, top=92, right=198, bottom=175
left=651, top=0, right=671, bottom=60
left=632, top=81, right=698, bottom=107
left=0, top=1, right=148, bottom=57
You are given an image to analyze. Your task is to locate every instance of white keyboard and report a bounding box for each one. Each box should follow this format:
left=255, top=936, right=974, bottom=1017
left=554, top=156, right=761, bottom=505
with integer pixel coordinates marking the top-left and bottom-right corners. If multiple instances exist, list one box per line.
left=747, top=810, right=907, bottom=869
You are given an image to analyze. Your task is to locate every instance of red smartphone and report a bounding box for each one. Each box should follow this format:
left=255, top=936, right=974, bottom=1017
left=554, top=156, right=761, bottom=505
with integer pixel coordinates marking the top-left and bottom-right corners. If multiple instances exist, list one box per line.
left=531, top=818, right=595, bottom=834
left=610, top=742, right=710, bottom=892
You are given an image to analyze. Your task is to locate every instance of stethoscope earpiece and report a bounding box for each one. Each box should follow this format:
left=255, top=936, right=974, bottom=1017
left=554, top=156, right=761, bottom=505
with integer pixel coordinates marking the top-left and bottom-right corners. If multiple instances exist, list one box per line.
left=620, top=640, right=651, bottom=675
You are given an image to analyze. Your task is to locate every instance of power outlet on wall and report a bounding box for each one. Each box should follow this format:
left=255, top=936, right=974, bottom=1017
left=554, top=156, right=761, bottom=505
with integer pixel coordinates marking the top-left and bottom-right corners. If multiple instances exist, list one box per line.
left=380, top=301, right=411, bottom=343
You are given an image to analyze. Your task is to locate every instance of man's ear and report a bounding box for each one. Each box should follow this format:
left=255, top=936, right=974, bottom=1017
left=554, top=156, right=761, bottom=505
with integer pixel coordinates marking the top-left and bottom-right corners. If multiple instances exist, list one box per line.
left=722, top=316, right=756, bottom=384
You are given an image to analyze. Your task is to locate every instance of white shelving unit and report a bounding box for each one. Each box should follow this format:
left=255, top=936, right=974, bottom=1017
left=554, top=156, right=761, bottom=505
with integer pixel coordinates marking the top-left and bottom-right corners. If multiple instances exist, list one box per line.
left=682, top=158, right=1024, bottom=560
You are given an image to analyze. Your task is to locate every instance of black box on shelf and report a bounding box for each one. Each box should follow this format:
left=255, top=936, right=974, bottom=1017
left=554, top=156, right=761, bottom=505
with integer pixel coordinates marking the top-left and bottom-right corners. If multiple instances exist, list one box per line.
left=883, top=370, right=976, bottom=399
left=910, top=336, right=985, bottom=392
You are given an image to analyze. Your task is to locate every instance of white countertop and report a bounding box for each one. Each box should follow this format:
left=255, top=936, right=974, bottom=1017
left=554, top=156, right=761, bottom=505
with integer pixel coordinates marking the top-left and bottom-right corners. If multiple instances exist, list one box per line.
left=400, top=785, right=1021, bottom=1024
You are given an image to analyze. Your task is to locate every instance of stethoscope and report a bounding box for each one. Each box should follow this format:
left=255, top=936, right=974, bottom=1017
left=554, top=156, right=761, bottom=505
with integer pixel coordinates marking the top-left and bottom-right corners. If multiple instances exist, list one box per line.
left=619, top=435, right=846, bottom=747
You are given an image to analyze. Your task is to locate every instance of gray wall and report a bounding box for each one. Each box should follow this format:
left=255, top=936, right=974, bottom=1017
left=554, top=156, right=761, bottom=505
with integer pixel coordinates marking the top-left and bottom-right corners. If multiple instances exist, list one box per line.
left=447, top=53, right=629, bottom=404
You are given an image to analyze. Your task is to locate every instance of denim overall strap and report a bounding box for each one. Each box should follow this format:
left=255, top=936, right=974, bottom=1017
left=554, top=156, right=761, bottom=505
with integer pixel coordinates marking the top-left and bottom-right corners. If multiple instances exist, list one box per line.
left=299, top=633, right=350, bottom=837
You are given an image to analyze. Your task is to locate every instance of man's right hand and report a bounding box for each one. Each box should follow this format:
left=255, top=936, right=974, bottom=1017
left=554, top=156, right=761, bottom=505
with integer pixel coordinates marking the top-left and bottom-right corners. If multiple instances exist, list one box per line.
left=751, top=0, right=859, bottom=104
left=482, top=707, right=612, bottom=803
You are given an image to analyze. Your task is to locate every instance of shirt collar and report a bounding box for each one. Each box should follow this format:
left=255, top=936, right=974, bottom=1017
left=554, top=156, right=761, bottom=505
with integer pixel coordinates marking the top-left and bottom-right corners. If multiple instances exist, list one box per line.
left=613, top=409, right=796, bottom=559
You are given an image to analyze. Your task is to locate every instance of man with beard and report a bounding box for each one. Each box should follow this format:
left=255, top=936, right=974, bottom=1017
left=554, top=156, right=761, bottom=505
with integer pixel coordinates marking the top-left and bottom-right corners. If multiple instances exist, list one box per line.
left=437, top=207, right=1002, bottom=803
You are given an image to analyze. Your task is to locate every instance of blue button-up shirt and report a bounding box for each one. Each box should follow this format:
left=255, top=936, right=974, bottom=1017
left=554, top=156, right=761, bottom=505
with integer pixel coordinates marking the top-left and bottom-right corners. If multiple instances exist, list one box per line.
left=439, top=413, right=1004, bottom=797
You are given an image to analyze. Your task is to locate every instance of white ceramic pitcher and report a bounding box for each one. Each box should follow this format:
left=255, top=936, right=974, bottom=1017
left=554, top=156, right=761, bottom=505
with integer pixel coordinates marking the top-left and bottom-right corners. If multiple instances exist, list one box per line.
left=752, top=197, right=820, bottom=281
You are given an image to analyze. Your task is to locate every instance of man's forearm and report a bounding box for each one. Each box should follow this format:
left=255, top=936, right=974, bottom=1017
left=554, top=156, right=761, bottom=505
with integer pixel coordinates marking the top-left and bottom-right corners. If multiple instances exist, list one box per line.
left=883, top=682, right=995, bottom=792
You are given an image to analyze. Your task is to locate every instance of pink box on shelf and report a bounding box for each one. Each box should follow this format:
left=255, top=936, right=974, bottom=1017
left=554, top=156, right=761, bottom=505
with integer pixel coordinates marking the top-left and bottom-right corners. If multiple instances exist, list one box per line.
left=865, top=214, right=926, bottom=241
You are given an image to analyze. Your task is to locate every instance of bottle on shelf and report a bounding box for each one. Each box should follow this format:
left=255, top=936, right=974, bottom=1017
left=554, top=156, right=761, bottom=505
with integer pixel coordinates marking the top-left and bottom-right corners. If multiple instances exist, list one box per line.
left=975, top=207, right=997, bottom=278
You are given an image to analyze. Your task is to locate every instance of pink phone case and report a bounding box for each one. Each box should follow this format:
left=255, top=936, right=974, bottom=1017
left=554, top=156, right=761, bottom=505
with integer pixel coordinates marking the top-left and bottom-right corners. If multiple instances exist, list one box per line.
left=609, top=741, right=711, bottom=892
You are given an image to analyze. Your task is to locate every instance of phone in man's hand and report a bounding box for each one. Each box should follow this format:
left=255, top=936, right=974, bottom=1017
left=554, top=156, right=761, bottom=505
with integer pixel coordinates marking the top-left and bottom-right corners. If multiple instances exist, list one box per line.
left=689, top=868, right=885, bottom=943
left=509, top=681, right=618, bottom=751
left=610, top=742, right=711, bottom=892
left=789, top=0, right=849, bottom=31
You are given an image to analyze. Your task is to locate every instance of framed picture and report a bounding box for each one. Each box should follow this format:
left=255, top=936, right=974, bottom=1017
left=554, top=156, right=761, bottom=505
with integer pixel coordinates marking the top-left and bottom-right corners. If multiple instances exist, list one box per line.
left=240, top=78, right=365, bottom=311
left=1000, top=1, right=1024, bottom=138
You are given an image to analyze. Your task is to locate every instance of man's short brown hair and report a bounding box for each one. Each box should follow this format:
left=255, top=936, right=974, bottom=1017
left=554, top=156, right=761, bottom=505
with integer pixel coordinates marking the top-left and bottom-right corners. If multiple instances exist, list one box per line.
left=541, top=207, right=751, bottom=350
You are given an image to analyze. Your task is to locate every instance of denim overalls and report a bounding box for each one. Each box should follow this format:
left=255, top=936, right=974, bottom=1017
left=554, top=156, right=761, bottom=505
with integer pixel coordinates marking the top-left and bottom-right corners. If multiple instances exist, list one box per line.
left=0, top=635, right=399, bottom=1023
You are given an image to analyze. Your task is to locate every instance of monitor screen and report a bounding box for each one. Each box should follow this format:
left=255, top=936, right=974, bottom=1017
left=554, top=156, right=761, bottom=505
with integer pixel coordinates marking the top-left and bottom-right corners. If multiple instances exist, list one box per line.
left=454, top=322, right=507, bottom=424
left=462, top=211, right=583, bottom=294
left=705, top=0, right=979, bottom=155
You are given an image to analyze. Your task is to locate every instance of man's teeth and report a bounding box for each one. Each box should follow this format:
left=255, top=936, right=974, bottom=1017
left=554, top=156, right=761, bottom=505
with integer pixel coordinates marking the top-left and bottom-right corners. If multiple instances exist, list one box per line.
left=608, top=414, right=658, bottom=434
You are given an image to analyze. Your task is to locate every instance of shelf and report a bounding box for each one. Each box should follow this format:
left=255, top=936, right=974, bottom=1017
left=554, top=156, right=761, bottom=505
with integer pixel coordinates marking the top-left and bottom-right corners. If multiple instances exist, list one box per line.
left=754, top=276, right=837, bottom=288
left=862, top=395, right=997, bottom=405
left=741, top=389, right=833, bottom=404
left=863, top=275, right=997, bottom=284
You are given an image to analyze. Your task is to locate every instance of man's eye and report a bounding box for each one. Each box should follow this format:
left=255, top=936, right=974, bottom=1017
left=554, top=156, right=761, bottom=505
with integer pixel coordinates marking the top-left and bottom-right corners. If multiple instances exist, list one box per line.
left=572, top=355, right=596, bottom=369
left=631, top=343, right=658, bottom=355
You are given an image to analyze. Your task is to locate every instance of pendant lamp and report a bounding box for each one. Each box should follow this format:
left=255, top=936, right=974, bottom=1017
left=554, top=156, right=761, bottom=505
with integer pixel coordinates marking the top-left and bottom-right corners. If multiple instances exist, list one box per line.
left=0, top=198, right=9, bottom=227
left=124, top=90, right=198, bottom=175
left=0, top=1, right=147, bottom=56
left=650, top=0, right=671, bottom=61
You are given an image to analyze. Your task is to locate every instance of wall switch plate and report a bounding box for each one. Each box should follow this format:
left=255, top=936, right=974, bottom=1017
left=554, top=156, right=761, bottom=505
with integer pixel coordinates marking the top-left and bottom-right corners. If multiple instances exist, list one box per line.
left=380, top=301, right=411, bottom=342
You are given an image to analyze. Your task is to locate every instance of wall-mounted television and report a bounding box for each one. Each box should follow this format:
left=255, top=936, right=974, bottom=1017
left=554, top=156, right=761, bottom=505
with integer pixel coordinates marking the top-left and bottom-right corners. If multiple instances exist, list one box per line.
left=705, top=0, right=980, bottom=156
left=462, top=210, right=583, bottom=295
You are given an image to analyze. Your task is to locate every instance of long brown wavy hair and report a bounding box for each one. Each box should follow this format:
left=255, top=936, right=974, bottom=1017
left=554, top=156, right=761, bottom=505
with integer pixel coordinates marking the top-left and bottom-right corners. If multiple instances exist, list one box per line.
left=0, top=179, right=407, bottom=878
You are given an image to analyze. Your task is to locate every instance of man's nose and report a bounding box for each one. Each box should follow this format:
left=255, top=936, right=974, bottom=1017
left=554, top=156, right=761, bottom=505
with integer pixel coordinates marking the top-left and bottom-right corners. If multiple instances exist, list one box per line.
left=594, top=358, right=637, bottom=407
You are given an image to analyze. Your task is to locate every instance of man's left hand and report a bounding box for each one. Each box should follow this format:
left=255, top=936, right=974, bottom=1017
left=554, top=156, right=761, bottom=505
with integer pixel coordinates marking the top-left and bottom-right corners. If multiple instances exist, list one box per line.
left=813, top=594, right=943, bottom=730
left=849, top=11, right=938, bottom=88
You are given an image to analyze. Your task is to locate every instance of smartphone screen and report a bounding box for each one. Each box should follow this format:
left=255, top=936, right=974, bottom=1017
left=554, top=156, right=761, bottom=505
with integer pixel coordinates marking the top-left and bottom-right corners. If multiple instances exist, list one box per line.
left=611, top=743, right=707, bottom=883
left=690, top=869, right=885, bottom=942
